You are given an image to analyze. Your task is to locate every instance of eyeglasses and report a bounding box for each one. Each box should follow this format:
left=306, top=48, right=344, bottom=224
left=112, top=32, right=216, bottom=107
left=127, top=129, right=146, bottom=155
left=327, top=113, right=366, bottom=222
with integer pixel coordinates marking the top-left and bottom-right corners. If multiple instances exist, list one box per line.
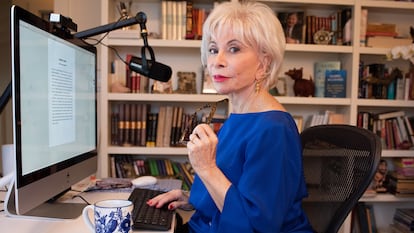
left=179, top=98, right=228, bottom=145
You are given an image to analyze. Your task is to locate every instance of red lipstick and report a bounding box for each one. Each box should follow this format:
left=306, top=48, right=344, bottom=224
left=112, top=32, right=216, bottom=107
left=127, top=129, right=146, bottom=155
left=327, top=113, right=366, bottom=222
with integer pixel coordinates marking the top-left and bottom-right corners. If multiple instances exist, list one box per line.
left=213, top=75, right=229, bottom=82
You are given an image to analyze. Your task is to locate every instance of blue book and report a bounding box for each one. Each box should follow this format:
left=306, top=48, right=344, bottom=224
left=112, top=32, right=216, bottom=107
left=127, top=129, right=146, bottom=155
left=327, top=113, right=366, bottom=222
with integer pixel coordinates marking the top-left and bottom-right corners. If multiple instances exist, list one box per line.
left=325, top=70, right=346, bottom=98
left=314, top=61, right=341, bottom=97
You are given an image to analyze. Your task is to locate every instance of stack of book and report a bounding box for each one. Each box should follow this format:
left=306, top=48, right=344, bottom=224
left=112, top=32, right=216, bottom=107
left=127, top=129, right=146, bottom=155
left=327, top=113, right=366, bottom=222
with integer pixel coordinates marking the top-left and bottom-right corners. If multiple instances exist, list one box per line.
left=394, top=158, right=414, bottom=177
left=110, top=155, right=195, bottom=190
left=307, top=110, right=345, bottom=128
left=357, top=110, right=414, bottom=150
left=387, top=170, right=414, bottom=197
left=390, top=208, right=414, bottom=233
left=364, top=20, right=412, bottom=48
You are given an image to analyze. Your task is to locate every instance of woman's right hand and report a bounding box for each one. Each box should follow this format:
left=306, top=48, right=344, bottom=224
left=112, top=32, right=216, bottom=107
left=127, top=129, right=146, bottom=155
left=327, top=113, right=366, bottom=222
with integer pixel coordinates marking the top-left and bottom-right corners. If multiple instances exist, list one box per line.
left=147, top=189, right=193, bottom=211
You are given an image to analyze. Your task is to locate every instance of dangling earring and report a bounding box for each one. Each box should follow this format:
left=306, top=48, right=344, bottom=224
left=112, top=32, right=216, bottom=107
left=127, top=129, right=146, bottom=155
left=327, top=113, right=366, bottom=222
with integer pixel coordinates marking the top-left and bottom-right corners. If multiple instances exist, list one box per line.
left=255, top=80, right=260, bottom=93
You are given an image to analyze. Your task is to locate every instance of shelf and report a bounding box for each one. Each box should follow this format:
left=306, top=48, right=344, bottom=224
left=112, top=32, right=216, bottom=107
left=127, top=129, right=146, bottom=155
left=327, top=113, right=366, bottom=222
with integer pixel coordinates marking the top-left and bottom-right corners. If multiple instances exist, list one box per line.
left=361, top=0, right=414, bottom=10
left=356, top=99, right=414, bottom=108
left=107, top=93, right=228, bottom=102
left=286, top=44, right=353, bottom=53
left=259, top=0, right=354, bottom=6
left=381, top=150, right=414, bottom=158
left=107, top=30, right=354, bottom=53
left=107, top=146, right=188, bottom=155
left=360, top=193, right=414, bottom=202
left=358, top=47, right=390, bottom=56
left=277, top=96, right=351, bottom=105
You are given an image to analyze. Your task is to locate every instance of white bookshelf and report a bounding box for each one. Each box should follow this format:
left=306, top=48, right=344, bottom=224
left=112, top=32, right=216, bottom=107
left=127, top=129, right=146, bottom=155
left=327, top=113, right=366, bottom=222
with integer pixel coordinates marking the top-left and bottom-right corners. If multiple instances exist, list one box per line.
left=56, top=0, right=414, bottom=232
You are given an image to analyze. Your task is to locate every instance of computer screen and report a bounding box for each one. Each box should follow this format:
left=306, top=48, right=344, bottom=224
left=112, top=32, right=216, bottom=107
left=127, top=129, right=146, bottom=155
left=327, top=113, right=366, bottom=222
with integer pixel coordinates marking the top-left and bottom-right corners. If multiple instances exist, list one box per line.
left=8, top=5, right=98, bottom=219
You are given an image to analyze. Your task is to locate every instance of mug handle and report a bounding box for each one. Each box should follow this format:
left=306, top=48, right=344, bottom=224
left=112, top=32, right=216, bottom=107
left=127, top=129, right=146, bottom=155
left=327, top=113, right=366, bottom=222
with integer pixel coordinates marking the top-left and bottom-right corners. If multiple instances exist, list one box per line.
left=82, top=204, right=95, bottom=232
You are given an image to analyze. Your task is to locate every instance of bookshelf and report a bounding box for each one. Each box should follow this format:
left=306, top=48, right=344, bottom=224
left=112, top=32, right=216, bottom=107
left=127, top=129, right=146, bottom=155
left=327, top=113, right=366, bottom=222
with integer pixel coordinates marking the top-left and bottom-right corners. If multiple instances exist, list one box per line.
left=56, top=0, right=414, bottom=232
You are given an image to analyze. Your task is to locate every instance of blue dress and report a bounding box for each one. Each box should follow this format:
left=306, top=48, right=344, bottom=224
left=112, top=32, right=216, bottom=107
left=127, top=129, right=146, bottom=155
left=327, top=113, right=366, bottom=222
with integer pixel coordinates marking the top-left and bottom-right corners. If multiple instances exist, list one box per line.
left=188, top=111, right=313, bottom=233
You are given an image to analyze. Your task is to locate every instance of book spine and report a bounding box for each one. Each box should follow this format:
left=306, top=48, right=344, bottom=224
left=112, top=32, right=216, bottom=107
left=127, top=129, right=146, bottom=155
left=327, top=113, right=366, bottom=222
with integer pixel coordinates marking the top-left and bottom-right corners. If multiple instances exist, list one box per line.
left=118, top=103, right=125, bottom=146
left=360, top=9, right=368, bottom=47
left=140, top=104, right=149, bottom=147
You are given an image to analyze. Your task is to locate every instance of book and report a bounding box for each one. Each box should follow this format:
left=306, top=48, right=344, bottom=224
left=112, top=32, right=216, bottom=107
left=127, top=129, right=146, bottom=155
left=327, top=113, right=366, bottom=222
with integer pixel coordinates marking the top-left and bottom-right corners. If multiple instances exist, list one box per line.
left=325, top=69, right=346, bottom=98
left=163, top=106, right=174, bottom=147
left=314, top=61, right=341, bottom=97
left=366, top=36, right=412, bottom=48
left=367, top=23, right=397, bottom=36
left=388, top=173, right=414, bottom=190
left=156, top=106, right=166, bottom=147
left=130, top=103, right=137, bottom=145
left=394, top=208, right=414, bottom=232
left=403, top=116, right=414, bottom=145
left=360, top=9, right=368, bottom=47
left=394, top=158, right=414, bottom=168
left=374, top=111, right=405, bottom=120
left=341, top=8, right=352, bottom=45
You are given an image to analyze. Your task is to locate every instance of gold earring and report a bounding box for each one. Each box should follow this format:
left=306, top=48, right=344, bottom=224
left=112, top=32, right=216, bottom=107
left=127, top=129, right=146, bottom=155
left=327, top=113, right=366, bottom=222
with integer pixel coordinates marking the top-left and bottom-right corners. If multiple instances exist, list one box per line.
left=255, top=79, right=260, bottom=93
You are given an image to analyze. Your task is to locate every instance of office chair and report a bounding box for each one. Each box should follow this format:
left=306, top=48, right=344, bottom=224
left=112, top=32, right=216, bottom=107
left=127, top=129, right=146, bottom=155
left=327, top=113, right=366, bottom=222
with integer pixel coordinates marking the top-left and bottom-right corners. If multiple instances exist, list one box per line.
left=300, top=124, right=381, bottom=233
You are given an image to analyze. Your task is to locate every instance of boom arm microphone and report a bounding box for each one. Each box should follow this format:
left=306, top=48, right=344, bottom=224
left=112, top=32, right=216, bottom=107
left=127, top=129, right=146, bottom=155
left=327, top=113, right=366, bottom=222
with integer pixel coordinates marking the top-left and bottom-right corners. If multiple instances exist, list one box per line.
left=74, top=11, right=172, bottom=82
left=129, top=11, right=172, bottom=82
left=129, top=56, right=172, bottom=83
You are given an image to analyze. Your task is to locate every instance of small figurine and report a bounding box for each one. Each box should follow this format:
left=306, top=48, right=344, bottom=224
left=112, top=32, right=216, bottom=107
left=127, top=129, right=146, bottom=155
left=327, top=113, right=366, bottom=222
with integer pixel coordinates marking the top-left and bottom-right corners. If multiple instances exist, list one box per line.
left=371, top=159, right=388, bottom=193
left=285, top=67, right=315, bottom=97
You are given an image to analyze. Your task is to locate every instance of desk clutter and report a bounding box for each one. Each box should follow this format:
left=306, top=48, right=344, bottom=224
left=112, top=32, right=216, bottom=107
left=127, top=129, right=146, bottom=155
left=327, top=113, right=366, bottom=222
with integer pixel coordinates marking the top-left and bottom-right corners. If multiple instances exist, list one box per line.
left=72, top=177, right=182, bottom=194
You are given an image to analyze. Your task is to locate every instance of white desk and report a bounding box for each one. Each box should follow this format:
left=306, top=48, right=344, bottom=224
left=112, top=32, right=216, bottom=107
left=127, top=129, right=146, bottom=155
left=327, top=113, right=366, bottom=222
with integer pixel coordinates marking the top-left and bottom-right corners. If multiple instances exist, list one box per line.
left=0, top=190, right=175, bottom=233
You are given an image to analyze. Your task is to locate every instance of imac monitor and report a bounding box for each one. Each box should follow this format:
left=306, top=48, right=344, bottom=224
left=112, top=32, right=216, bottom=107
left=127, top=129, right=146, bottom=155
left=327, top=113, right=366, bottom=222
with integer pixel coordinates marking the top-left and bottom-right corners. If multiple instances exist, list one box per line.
left=9, top=5, right=97, bottom=219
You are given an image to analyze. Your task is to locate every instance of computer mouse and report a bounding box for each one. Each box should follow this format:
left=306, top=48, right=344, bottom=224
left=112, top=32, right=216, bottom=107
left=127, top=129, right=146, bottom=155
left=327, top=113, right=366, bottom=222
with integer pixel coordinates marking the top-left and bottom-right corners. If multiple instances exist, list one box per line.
left=131, top=176, right=157, bottom=187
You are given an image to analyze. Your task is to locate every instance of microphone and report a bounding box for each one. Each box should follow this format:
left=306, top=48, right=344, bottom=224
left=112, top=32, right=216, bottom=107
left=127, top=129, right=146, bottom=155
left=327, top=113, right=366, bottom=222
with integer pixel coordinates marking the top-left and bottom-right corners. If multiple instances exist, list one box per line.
left=128, top=11, right=172, bottom=82
left=74, top=11, right=172, bottom=82
left=129, top=56, right=172, bottom=82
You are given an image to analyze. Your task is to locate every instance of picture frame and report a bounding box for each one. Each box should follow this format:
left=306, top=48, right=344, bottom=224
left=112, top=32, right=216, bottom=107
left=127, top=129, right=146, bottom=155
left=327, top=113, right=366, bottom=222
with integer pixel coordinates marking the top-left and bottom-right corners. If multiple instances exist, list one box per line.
left=175, top=71, right=197, bottom=94
left=277, top=11, right=305, bottom=44
left=293, top=115, right=303, bottom=133
left=202, top=69, right=217, bottom=94
left=269, top=77, right=287, bottom=96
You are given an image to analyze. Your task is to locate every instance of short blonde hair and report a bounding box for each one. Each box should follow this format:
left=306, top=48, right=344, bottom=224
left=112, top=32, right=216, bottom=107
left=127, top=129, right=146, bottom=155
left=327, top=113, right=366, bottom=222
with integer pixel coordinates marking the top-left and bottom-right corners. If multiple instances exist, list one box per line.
left=200, top=1, right=286, bottom=90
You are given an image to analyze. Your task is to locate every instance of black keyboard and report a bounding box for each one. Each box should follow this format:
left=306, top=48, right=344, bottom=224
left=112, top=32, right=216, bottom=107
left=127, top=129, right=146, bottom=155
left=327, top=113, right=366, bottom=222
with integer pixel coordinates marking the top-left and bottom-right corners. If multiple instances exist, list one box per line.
left=128, top=188, right=174, bottom=231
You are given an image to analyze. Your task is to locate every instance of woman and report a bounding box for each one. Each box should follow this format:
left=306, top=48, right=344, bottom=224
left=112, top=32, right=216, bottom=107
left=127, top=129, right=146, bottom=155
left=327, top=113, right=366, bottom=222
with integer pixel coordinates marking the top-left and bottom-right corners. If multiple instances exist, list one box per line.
left=148, top=2, right=313, bottom=232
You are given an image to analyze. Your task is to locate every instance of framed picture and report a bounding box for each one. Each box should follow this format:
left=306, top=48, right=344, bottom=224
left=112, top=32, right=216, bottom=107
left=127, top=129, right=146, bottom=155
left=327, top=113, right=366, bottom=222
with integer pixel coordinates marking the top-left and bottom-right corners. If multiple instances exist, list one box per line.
left=202, top=69, right=217, bottom=94
left=277, top=11, right=305, bottom=44
left=175, top=71, right=197, bottom=94
left=269, top=77, right=287, bottom=96
left=293, top=116, right=303, bottom=133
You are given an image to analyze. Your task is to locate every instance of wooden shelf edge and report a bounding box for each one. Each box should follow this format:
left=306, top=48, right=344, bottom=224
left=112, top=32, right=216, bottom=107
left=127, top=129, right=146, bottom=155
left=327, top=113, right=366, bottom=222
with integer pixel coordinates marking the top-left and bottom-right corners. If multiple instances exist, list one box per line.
left=108, top=146, right=188, bottom=155
left=360, top=193, right=414, bottom=202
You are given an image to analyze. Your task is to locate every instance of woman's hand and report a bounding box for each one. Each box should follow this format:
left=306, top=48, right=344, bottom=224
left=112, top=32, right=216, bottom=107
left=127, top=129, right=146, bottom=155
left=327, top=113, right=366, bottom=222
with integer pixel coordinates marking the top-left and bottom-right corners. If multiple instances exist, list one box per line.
left=147, top=189, right=193, bottom=210
left=187, top=124, right=219, bottom=175
left=186, top=123, right=231, bottom=212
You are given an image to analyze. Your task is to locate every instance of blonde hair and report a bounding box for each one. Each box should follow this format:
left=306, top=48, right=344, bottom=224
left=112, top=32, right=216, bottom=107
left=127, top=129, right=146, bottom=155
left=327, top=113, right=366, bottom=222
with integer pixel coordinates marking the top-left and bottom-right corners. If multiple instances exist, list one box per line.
left=200, top=1, right=286, bottom=90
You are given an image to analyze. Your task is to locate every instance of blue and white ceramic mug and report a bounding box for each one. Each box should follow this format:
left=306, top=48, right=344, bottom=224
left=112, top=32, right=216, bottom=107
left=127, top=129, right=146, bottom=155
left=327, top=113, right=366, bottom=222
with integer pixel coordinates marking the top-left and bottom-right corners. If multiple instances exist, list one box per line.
left=82, top=199, right=133, bottom=233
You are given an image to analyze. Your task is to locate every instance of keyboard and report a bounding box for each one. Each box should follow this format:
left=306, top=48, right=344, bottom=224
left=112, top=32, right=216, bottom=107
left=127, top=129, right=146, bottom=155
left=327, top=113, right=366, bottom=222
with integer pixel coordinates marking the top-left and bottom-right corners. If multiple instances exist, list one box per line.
left=128, top=188, right=174, bottom=231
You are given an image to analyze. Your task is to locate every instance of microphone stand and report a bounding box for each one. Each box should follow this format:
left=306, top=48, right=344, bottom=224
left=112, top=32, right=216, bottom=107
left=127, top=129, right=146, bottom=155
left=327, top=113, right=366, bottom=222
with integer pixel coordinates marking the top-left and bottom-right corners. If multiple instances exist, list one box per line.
left=74, top=11, right=157, bottom=78
left=74, top=12, right=147, bottom=39
left=0, top=82, right=12, bottom=115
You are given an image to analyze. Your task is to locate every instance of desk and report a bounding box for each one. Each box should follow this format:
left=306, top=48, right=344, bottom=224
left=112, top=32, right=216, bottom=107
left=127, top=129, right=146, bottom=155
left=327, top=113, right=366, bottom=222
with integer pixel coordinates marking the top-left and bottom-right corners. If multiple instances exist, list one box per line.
left=0, top=190, right=176, bottom=233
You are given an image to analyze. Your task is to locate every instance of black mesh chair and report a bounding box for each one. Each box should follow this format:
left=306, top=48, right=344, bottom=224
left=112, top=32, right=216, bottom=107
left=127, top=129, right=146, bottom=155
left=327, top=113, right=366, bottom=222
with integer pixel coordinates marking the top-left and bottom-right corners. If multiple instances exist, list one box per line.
left=300, top=124, right=382, bottom=233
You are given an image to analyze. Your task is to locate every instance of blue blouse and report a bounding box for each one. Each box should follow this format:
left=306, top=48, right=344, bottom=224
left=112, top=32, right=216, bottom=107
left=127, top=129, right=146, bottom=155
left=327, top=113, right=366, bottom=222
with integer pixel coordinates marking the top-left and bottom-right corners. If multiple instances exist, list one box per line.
left=188, top=111, right=313, bottom=233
